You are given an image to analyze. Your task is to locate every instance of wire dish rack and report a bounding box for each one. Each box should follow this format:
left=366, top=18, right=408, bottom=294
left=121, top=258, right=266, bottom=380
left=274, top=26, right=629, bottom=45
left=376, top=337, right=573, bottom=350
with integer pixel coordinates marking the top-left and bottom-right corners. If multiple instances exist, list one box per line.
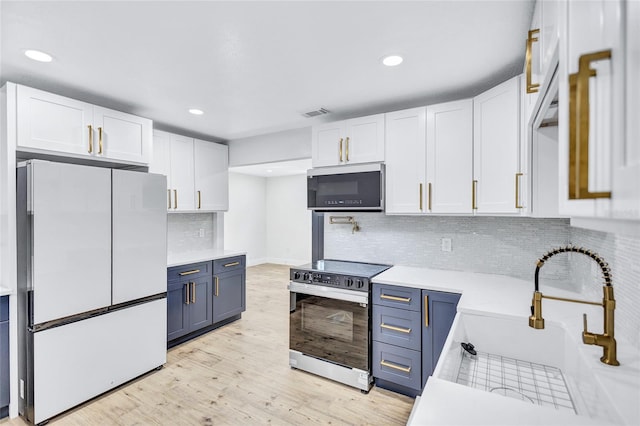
left=455, top=346, right=576, bottom=414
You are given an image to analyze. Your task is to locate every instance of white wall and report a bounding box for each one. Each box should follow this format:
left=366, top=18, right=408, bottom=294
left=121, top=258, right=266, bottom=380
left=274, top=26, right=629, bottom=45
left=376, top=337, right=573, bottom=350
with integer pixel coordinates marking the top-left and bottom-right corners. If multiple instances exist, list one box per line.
left=228, top=127, right=312, bottom=167
left=266, top=175, right=311, bottom=266
left=224, top=173, right=268, bottom=266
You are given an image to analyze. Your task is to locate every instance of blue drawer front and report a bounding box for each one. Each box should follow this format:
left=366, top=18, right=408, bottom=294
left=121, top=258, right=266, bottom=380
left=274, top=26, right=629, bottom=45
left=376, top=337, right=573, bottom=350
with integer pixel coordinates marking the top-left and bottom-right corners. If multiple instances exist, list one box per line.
left=372, top=341, right=422, bottom=391
left=372, top=304, right=421, bottom=351
left=213, top=255, right=245, bottom=274
left=372, top=284, right=421, bottom=311
left=0, top=297, right=7, bottom=322
left=167, top=261, right=212, bottom=281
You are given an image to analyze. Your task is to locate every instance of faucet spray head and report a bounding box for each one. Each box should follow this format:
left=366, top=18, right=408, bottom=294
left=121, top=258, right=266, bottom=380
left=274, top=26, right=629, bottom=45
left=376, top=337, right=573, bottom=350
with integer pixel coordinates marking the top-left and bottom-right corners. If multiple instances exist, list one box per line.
left=529, top=291, right=545, bottom=329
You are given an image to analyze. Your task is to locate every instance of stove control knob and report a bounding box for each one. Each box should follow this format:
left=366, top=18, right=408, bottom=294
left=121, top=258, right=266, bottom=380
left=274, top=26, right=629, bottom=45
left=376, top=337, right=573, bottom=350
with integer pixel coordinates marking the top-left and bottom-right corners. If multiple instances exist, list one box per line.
left=293, top=271, right=301, bottom=280
left=303, top=273, right=310, bottom=281
left=345, top=278, right=354, bottom=287
left=356, top=279, right=364, bottom=288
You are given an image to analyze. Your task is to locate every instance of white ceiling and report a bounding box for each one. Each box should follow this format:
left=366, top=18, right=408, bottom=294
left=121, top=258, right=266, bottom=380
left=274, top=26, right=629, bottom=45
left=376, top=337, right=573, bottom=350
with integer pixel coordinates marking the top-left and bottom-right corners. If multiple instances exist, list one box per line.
left=0, top=1, right=534, bottom=142
left=230, top=158, right=311, bottom=177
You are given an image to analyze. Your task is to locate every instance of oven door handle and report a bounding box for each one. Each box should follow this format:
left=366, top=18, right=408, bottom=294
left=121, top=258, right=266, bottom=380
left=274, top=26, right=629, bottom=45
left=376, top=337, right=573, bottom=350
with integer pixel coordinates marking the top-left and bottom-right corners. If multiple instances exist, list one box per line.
left=288, top=281, right=369, bottom=305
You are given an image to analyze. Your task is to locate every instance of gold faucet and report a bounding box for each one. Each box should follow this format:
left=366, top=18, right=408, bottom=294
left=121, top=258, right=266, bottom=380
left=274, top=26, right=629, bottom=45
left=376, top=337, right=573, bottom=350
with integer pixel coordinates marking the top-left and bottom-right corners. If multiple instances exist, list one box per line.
left=529, top=246, right=619, bottom=366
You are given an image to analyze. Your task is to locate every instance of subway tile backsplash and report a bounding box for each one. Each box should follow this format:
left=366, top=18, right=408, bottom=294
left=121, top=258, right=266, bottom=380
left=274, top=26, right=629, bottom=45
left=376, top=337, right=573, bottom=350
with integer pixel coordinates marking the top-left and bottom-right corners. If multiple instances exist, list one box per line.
left=167, top=213, right=216, bottom=255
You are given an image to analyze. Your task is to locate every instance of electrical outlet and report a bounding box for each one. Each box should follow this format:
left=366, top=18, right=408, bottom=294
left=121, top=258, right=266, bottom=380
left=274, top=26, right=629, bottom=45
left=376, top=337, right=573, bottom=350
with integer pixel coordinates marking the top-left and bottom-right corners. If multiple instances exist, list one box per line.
left=441, top=238, right=452, bottom=252
left=199, top=228, right=205, bottom=238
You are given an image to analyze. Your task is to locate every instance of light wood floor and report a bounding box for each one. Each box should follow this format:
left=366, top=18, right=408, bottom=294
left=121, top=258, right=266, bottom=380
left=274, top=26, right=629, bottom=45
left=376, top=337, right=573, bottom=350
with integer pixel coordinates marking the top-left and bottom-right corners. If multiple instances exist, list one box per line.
left=3, top=264, right=414, bottom=425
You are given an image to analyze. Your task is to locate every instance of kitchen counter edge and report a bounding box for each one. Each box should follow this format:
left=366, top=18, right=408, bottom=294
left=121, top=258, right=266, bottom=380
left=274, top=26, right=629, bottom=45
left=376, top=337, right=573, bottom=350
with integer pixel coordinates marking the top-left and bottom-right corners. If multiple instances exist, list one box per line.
left=167, top=250, right=247, bottom=268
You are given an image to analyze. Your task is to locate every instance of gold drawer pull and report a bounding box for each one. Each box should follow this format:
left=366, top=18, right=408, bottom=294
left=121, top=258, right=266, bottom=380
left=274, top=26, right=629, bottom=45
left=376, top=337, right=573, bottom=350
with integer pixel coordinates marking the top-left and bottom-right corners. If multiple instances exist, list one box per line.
left=197, top=190, right=201, bottom=209
left=526, top=29, right=540, bottom=93
left=419, top=183, right=423, bottom=211
left=179, top=269, right=200, bottom=276
left=215, top=276, right=219, bottom=296
left=515, top=173, right=524, bottom=209
left=472, top=180, right=478, bottom=210
left=424, top=295, right=429, bottom=327
left=345, top=136, right=350, bottom=162
left=98, top=127, right=103, bottom=155
left=428, top=182, right=432, bottom=211
left=380, top=294, right=411, bottom=303
left=380, top=360, right=411, bottom=373
left=167, top=189, right=171, bottom=209
left=190, top=282, right=196, bottom=304
left=224, top=261, right=240, bottom=267
left=339, top=138, right=344, bottom=162
left=88, top=125, right=93, bottom=153
left=184, top=283, right=190, bottom=305
left=380, top=323, right=411, bottom=334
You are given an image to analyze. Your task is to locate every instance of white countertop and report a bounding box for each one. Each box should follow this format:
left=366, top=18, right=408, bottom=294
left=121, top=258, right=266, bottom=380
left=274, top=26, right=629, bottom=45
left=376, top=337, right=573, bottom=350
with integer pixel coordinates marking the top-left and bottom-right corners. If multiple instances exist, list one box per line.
left=373, top=266, right=640, bottom=426
left=167, top=249, right=246, bottom=268
left=0, top=286, right=11, bottom=296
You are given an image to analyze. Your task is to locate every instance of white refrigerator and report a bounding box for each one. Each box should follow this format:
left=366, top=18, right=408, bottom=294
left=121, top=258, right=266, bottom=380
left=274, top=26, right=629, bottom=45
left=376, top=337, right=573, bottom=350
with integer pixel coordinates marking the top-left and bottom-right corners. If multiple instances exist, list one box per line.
left=16, top=160, right=167, bottom=424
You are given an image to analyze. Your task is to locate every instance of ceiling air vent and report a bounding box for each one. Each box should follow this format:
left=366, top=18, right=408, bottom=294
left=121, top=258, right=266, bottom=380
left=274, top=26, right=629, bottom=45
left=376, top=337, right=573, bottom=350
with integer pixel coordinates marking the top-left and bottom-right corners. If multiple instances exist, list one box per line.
left=302, top=108, right=330, bottom=118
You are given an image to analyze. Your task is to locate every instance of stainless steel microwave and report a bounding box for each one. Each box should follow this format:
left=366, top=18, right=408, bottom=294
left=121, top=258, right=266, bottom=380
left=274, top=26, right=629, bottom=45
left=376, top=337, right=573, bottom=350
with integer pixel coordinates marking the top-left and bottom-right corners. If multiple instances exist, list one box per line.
left=307, top=163, right=384, bottom=212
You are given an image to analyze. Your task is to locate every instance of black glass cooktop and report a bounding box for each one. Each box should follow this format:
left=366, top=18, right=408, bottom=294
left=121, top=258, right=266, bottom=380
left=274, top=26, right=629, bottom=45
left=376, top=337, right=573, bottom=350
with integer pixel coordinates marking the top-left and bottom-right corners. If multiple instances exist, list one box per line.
left=293, top=259, right=391, bottom=278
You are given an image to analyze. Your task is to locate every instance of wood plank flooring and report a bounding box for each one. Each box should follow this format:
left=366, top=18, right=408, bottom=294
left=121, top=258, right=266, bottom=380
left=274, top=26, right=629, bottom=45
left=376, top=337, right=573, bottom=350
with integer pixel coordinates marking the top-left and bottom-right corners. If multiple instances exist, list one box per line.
left=3, top=264, right=414, bottom=425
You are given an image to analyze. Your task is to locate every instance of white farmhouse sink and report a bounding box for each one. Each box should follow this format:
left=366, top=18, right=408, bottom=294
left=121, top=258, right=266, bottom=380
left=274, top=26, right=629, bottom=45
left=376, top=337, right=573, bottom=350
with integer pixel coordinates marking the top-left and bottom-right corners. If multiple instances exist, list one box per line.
left=434, top=312, right=623, bottom=424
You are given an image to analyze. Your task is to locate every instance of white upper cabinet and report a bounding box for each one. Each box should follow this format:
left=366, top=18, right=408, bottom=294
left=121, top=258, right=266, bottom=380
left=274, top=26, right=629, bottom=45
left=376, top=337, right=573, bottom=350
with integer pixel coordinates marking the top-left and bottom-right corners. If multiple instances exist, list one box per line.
left=150, top=131, right=229, bottom=212
left=473, top=76, right=523, bottom=215
left=557, top=0, right=637, bottom=221
left=194, top=139, right=229, bottom=211
left=426, top=99, right=473, bottom=214
left=312, top=114, right=384, bottom=167
left=16, top=85, right=151, bottom=165
left=384, top=107, right=426, bottom=214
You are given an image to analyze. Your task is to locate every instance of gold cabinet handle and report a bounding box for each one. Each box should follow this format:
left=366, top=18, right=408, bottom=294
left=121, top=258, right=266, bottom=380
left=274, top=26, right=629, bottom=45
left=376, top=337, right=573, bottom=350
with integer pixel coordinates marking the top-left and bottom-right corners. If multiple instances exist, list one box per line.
left=214, top=276, right=219, bottom=297
left=515, top=173, right=524, bottom=209
left=197, top=190, right=201, bottom=209
left=419, top=183, right=423, bottom=211
left=184, top=283, right=190, bottom=305
left=380, top=360, right=411, bottom=373
left=424, top=295, right=429, bottom=327
left=167, top=189, right=171, bottom=209
left=190, top=282, right=196, bottom=304
left=339, top=138, right=344, bottom=162
left=380, top=294, right=411, bottom=303
left=224, top=261, right=240, bottom=267
left=526, top=29, right=540, bottom=93
left=345, top=136, right=350, bottom=162
left=380, top=323, right=411, bottom=334
left=472, top=180, right=478, bottom=210
left=98, top=127, right=103, bottom=155
left=179, top=269, right=201, bottom=276
left=569, top=49, right=612, bottom=200
left=173, top=189, right=177, bottom=209
left=88, top=125, right=93, bottom=153
left=428, top=182, right=432, bottom=211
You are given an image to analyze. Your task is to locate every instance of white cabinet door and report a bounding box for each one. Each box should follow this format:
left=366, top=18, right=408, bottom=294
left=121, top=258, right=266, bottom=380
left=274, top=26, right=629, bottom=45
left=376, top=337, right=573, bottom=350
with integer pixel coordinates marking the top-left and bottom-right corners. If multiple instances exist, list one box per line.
left=540, top=0, right=559, bottom=78
left=168, top=134, right=195, bottom=211
left=473, top=76, right=521, bottom=215
left=17, top=85, right=93, bottom=156
left=30, top=161, right=112, bottom=324
left=345, top=114, right=385, bottom=165
left=384, top=107, right=426, bottom=215
left=558, top=0, right=623, bottom=218
left=426, top=99, right=473, bottom=214
left=523, top=0, right=542, bottom=120
left=312, top=123, right=343, bottom=167
left=92, top=106, right=151, bottom=164
left=194, top=139, right=229, bottom=211
left=112, top=170, right=167, bottom=304
left=149, top=130, right=172, bottom=210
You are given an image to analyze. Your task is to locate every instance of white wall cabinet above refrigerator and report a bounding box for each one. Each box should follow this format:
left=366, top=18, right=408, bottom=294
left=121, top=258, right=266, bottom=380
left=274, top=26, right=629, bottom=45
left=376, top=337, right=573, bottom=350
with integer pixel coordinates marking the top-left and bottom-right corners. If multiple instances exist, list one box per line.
left=150, top=130, right=229, bottom=212
left=312, top=114, right=385, bottom=168
left=16, top=85, right=152, bottom=166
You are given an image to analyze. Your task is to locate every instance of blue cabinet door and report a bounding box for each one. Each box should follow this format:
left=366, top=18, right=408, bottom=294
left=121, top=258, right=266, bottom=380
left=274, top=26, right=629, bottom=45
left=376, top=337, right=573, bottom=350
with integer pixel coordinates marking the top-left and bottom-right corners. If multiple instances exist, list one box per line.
left=213, top=268, right=246, bottom=324
left=167, top=279, right=190, bottom=341
left=188, top=276, right=213, bottom=330
left=1, top=296, right=9, bottom=418
left=421, top=290, right=460, bottom=387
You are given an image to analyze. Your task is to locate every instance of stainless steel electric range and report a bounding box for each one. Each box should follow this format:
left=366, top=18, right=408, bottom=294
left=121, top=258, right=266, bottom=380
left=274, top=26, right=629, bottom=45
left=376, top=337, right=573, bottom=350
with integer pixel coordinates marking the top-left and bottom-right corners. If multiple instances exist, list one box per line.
left=288, top=259, right=391, bottom=392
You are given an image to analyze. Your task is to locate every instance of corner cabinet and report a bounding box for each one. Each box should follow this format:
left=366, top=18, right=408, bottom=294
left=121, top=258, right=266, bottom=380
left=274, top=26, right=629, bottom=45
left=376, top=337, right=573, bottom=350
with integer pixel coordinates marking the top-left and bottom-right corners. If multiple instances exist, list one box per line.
left=312, top=114, right=385, bottom=168
left=150, top=130, right=229, bottom=212
left=1, top=296, right=9, bottom=419
left=167, top=256, right=246, bottom=347
left=16, top=84, right=152, bottom=165
left=557, top=0, right=640, bottom=222
left=473, top=76, right=524, bottom=215
left=371, top=284, right=460, bottom=397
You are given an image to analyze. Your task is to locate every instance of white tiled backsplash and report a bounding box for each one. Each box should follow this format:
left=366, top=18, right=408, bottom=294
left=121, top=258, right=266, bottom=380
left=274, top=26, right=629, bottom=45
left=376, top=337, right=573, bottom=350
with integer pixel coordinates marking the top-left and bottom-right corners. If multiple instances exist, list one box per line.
left=167, top=213, right=216, bottom=255
left=324, top=214, right=640, bottom=350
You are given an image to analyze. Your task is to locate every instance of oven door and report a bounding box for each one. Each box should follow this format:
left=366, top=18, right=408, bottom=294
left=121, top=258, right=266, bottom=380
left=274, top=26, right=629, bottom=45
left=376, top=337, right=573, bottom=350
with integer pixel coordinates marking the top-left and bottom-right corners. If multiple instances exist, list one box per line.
left=288, top=281, right=369, bottom=371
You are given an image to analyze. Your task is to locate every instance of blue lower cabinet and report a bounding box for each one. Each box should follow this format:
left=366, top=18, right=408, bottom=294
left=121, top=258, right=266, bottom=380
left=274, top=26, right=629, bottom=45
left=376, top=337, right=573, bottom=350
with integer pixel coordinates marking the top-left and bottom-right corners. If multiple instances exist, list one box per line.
left=213, top=268, right=246, bottom=324
left=1, top=296, right=9, bottom=419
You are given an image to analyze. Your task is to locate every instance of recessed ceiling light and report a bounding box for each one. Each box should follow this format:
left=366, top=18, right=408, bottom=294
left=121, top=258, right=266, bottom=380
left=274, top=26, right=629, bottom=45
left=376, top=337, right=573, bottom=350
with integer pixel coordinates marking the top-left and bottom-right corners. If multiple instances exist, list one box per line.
left=188, top=108, right=204, bottom=115
left=382, top=55, right=403, bottom=67
left=25, top=49, right=53, bottom=63
left=266, top=169, right=273, bottom=173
